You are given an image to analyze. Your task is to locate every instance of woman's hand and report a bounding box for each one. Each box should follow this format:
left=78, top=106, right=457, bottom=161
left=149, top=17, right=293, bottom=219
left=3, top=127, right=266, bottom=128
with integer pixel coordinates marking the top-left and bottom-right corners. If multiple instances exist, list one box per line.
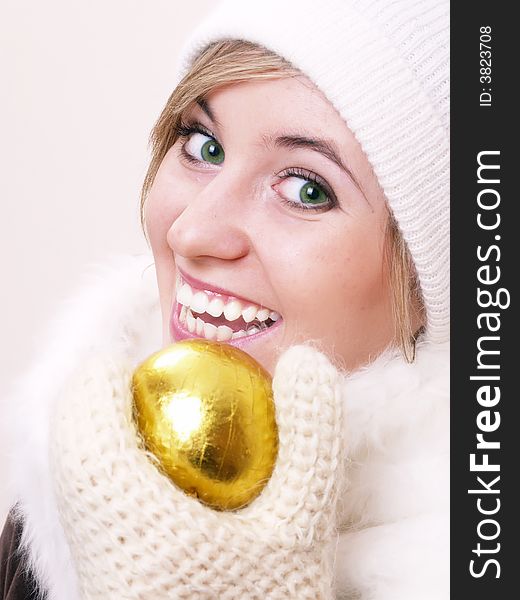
left=50, top=343, right=346, bottom=599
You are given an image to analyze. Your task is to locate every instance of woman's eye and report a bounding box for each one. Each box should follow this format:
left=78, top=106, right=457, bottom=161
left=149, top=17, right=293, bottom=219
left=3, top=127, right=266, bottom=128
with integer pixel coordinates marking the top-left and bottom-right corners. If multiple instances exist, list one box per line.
left=275, top=176, right=331, bottom=210
left=183, top=132, right=224, bottom=165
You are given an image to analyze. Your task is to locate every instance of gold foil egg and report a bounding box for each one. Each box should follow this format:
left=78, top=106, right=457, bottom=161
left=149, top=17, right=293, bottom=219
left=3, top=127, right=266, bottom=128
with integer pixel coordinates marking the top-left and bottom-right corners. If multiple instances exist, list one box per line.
left=132, top=339, right=278, bottom=511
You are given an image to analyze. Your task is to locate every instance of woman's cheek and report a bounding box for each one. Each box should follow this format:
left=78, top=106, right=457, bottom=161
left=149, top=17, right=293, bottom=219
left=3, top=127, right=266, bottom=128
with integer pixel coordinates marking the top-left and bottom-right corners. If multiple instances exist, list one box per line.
left=144, top=195, right=164, bottom=238
left=146, top=176, right=187, bottom=249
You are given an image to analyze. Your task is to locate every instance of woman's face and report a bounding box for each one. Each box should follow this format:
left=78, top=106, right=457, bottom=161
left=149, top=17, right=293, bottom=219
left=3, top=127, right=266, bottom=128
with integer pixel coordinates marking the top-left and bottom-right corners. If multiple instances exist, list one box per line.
left=145, top=75, right=394, bottom=375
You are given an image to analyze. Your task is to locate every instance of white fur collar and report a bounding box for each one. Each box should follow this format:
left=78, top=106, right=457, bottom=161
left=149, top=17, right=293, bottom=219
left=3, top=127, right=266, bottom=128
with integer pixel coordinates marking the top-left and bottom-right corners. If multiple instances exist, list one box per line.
left=5, top=254, right=449, bottom=600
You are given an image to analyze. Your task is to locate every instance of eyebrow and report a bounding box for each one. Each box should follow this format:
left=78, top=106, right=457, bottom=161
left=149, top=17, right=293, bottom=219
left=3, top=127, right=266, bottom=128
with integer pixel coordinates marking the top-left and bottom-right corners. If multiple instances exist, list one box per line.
left=196, top=98, right=365, bottom=196
left=266, top=134, right=363, bottom=193
left=197, top=98, right=220, bottom=128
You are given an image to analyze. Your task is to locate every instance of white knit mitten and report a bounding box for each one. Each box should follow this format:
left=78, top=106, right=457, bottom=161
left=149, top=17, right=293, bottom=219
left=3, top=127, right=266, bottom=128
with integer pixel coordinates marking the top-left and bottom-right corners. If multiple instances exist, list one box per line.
left=50, top=344, right=345, bottom=599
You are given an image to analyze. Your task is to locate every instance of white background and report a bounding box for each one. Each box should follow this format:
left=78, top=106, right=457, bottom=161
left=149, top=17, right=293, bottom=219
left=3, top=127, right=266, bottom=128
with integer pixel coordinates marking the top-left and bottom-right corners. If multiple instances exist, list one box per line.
left=0, top=0, right=214, bottom=523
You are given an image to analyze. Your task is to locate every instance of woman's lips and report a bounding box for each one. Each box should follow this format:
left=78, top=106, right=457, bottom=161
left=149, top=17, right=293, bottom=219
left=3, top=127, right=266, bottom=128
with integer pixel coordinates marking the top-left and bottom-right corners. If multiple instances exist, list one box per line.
left=177, top=265, right=265, bottom=307
left=170, top=297, right=283, bottom=349
left=170, top=267, right=283, bottom=348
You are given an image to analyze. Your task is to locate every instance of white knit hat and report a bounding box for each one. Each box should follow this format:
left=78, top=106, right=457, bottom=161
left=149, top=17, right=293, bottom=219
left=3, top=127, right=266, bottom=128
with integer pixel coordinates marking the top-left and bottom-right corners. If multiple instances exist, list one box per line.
left=173, top=0, right=450, bottom=343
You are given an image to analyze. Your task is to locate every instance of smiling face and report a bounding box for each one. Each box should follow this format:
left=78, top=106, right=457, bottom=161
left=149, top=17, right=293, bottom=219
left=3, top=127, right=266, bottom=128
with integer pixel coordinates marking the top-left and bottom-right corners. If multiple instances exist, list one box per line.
left=145, top=75, right=395, bottom=375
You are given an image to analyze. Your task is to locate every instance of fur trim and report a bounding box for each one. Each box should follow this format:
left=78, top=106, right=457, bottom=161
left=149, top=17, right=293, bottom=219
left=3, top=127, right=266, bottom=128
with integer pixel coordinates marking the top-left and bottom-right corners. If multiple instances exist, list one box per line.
left=337, top=340, right=450, bottom=599
left=5, top=254, right=449, bottom=599
left=5, top=255, right=160, bottom=600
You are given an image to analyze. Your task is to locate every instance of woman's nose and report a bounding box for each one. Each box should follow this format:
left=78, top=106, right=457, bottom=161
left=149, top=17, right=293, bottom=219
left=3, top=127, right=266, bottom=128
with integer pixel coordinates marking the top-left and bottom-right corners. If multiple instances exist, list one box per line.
left=166, top=170, right=251, bottom=261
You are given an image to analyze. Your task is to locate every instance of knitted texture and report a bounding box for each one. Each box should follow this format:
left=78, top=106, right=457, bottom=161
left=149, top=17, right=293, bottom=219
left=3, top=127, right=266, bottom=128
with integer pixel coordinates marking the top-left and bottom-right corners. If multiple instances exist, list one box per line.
left=49, top=344, right=345, bottom=599
left=172, top=0, right=450, bottom=343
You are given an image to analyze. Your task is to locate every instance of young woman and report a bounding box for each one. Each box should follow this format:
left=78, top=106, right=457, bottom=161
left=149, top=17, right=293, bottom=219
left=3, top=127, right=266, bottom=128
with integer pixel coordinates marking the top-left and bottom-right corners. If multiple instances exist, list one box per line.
left=1, top=0, right=450, bottom=598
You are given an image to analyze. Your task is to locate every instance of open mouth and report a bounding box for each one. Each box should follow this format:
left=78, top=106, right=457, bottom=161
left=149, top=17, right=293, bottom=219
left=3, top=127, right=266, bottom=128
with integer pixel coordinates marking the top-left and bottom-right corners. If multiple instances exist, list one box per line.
left=170, top=274, right=283, bottom=345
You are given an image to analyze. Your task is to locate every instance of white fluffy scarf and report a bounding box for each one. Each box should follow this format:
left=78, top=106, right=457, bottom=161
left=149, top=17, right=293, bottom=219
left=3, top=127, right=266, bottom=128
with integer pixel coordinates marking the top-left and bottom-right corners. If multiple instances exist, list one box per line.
left=5, top=255, right=449, bottom=599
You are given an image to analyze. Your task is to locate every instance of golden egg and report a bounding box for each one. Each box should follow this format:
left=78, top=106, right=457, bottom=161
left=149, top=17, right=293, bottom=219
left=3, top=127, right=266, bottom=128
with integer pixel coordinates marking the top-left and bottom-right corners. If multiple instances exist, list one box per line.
left=132, top=339, right=278, bottom=511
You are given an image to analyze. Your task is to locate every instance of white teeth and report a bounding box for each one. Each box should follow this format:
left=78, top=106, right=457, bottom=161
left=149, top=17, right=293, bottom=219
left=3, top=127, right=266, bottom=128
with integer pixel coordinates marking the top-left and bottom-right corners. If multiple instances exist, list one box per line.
left=224, top=299, right=243, bottom=322
left=186, top=309, right=196, bottom=333
left=256, top=308, right=270, bottom=322
left=216, top=325, right=234, bottom=341
left=207, top=297, right=225, bottom=318
left=231, top=329, right=248, bottom=339
left=196, top=317, right=205, bottom=336
left=176, top=277, right=282, bottom=333
left=191, top=291, right=209, bottom=314
left=177, top=283, right=193, bottom=307
left=242, top=305, right=258, bottom=323
left=180, top=305, right=187, bottom=324
left=180, top=306, right=276, bottom=341
left=203, top=322, right=217, bottom=340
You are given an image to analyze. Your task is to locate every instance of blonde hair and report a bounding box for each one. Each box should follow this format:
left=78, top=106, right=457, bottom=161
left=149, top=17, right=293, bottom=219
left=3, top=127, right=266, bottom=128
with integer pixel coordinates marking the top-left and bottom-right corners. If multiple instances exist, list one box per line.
left=141, top=40, right=425, bottom=362
left=385, top=214, right=425, bottom=361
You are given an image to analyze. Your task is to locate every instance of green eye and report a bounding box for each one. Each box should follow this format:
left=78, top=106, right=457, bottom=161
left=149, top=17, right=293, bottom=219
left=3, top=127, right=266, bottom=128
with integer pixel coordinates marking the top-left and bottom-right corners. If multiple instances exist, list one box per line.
left=299, top=182, right=327, bottom=205
left=275, top=175, right=332, bottom=210
left=184, top=132, right=224, bottom=165
left=200, top=138, right=224, bottom=164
